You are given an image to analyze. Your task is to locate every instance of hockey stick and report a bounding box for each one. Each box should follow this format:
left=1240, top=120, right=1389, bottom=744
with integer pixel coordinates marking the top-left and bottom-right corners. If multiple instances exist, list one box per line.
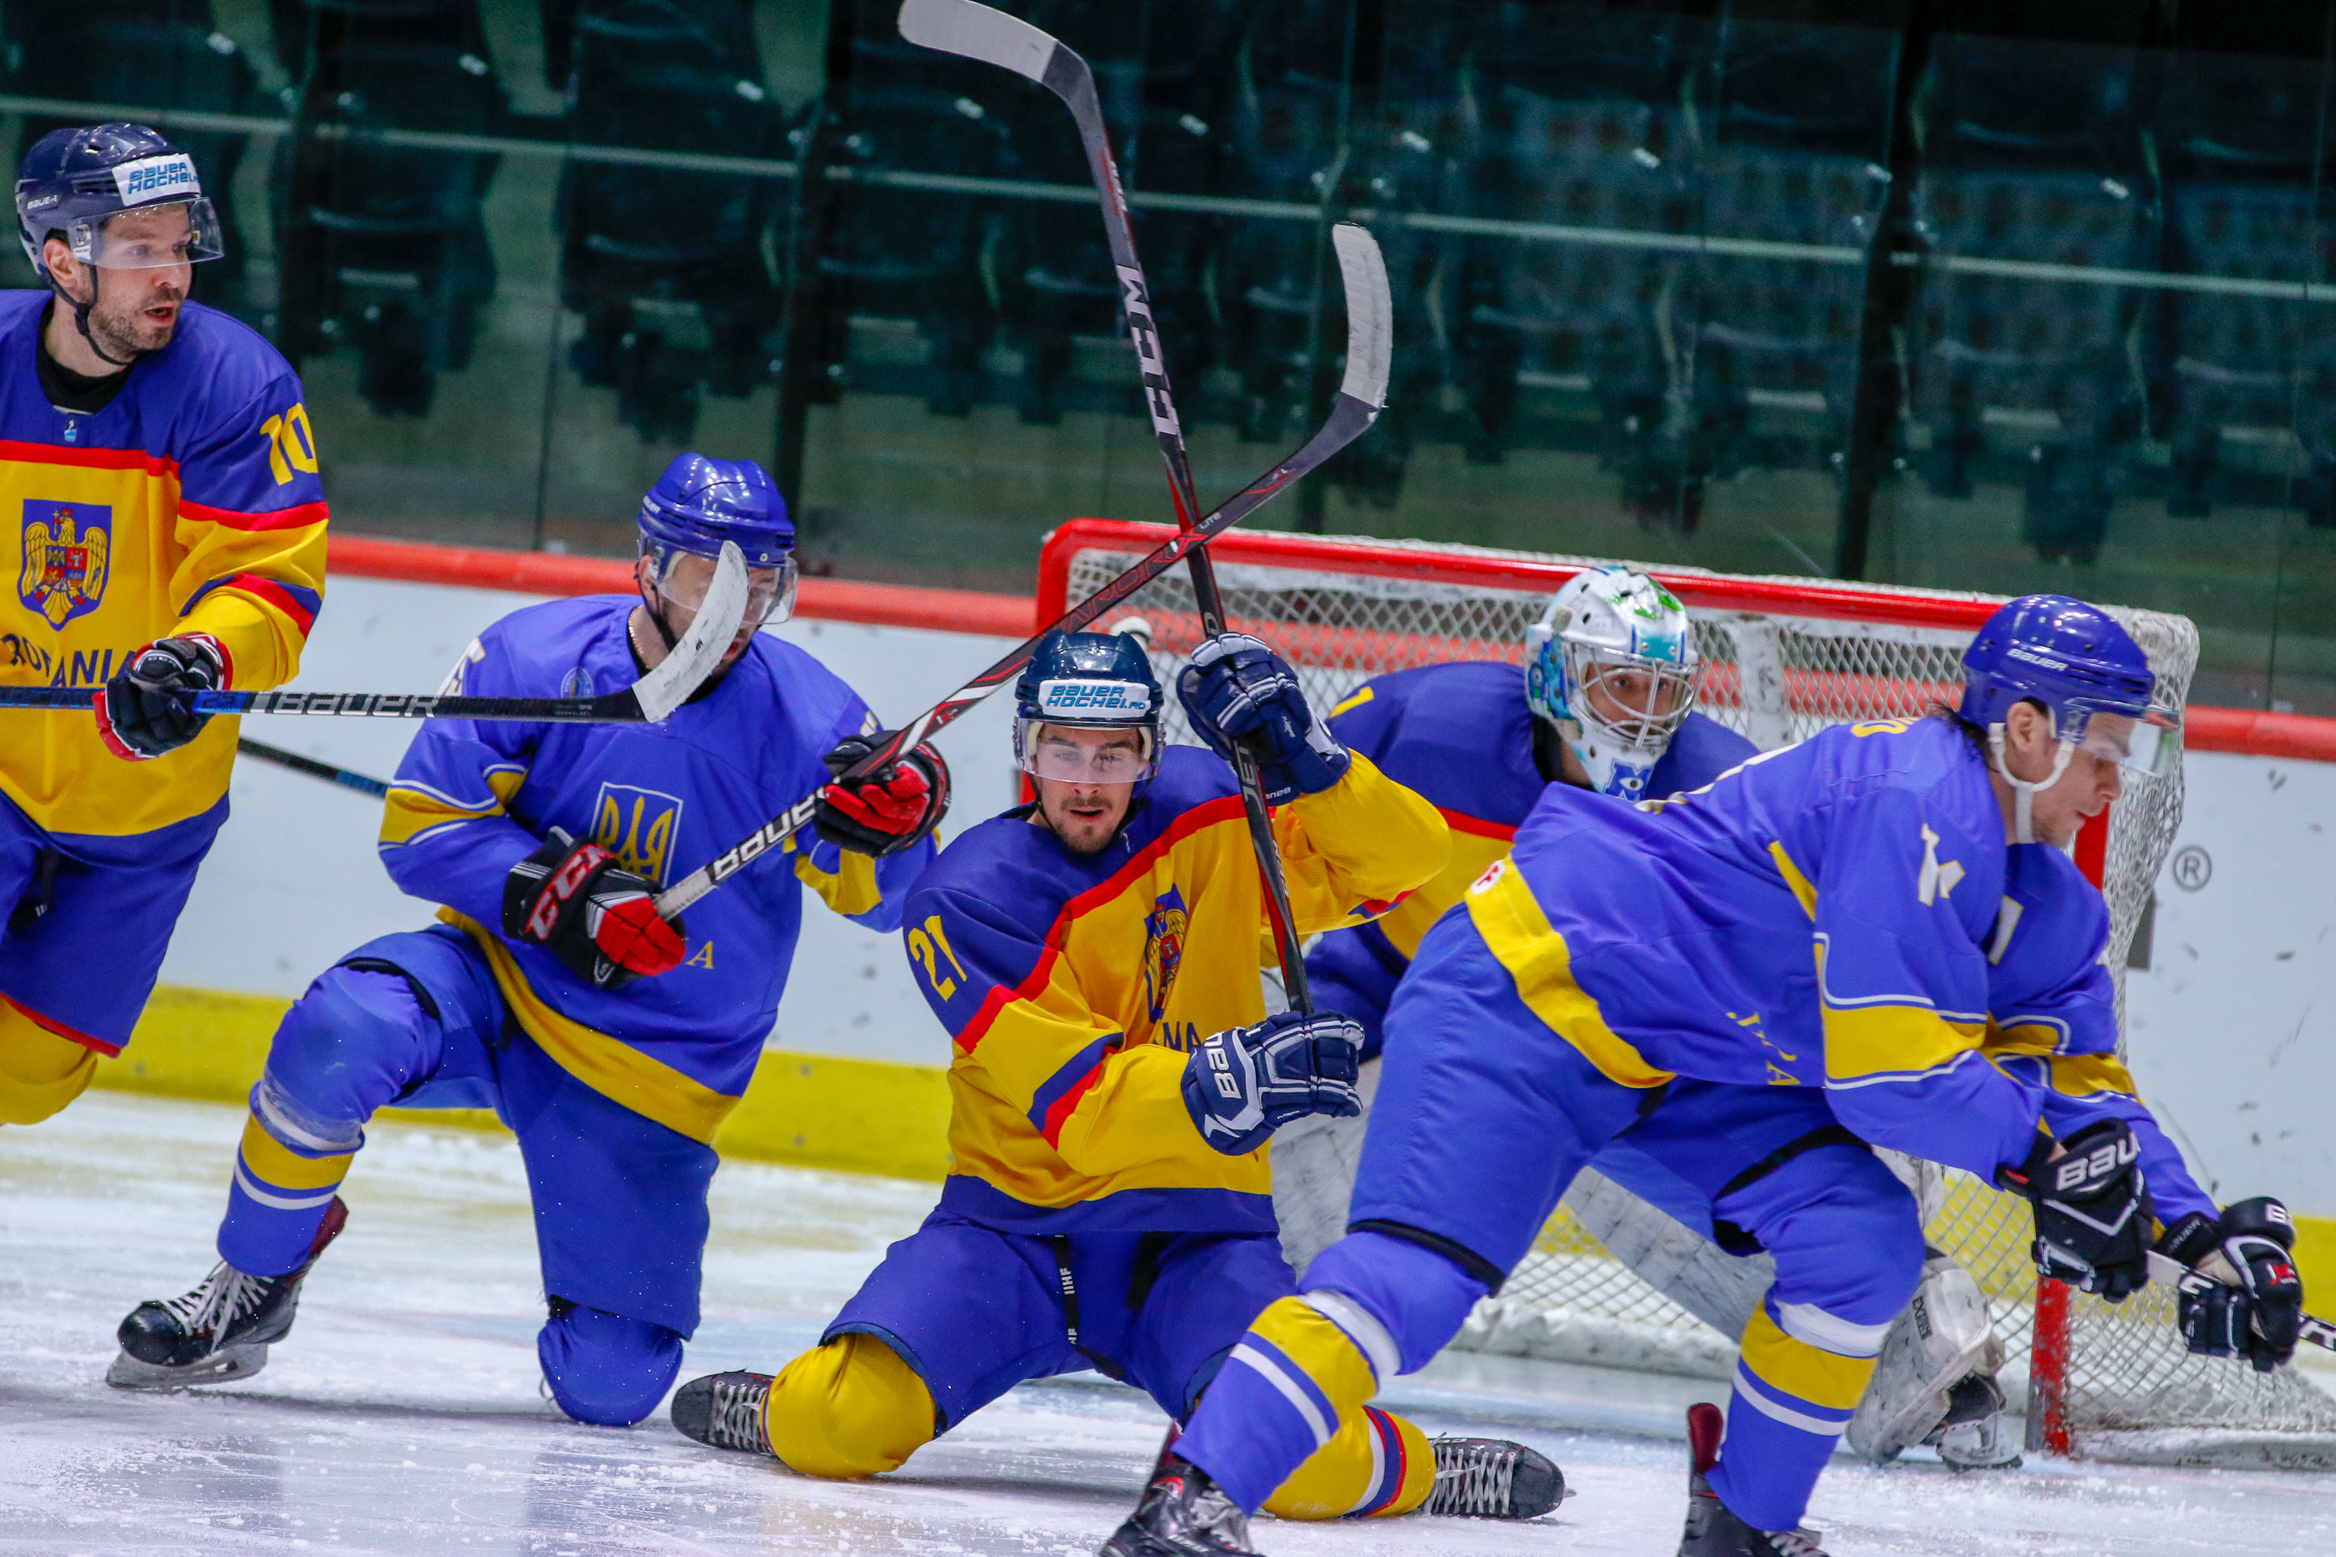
left=236, top=738, right=391, bottom=798
left=655, top=237, right=1391, bottom=918
left=2144, top=1249, right=2336, bottom=1355
left=0, top=543, right=750, bottom=726
left=900, top=0, right=1386, bottom=1013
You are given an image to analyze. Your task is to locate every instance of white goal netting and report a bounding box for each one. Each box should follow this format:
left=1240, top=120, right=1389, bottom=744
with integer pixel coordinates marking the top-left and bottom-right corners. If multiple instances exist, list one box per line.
left=1048, top=520, right=2336, bottom=1466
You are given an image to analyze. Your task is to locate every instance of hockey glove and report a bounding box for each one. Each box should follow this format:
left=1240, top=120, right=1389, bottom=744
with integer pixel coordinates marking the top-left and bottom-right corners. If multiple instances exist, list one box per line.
left=502, top=832, right=687, bottom=991
left=1182, top=1009, right=1364, bottom=1156
left=1175, top=633, right=1350, bottom=805
left=96, top=634, right=227, bottom=761
left=2159, top=1197, right=2304, bottom=1372
left=813, top=732, right=951, bottom=857
left=1999, top=1120, right=2153, bottom=1301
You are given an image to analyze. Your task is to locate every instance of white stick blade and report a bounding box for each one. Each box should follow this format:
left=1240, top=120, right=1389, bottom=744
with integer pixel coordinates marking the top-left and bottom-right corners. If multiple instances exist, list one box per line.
left=633, top=540, right=749, bottom=722
left=898, top=0, right=1055, bottom=82
left=1330, top=222, right=1394, bottom=411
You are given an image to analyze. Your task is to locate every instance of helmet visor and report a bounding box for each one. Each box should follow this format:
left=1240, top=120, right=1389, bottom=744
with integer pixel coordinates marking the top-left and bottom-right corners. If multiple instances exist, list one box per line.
left=658, top=553, right=797, bottom=630
left=2072, top=704, right=2180, bottom=779
left=1562, top=641, right=1699, bottom=750
left=1019, top=722, right=1157, bottom=785
left=73, top=199, right=224, bottom=269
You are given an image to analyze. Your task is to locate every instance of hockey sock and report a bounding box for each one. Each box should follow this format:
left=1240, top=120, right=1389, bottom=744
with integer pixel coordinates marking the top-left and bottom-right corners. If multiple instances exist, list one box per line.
left=763, top=1333, right=937, bottom=1479
left=1175, top=1293, right=1398, bottom=1514
left=218, top=1100, right=358, bottom=1278
left=1707, top=1305, right=1883, bottom=1533
left=1263, top=1405, right=1434, bottom=1520
left=0, top=1002, right=99, bottom=1126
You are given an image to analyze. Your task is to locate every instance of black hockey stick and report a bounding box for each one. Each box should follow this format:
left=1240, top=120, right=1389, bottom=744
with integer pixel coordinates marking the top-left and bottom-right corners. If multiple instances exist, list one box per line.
left=0, top=543, right=751, bottom=726
left=2144, top=1250, right=2336, bottom=1355
left=655, top=235, right=1391, bottom=918
left=900, top=0, right=1383, bottom=1013
left=236, top=738, right=391, bottom=798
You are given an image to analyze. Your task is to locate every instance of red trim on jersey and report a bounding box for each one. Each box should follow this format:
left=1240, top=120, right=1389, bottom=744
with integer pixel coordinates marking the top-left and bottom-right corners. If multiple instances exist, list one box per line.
left=179, top=497, right=330, bottom=534
left=1437, top=807, right=1519, bottom=843
left=1364, top=1407, right=1406, bottom=1514
left=0, top=991, right=121, bottom=1057
left=1039, top=1065, right=1108, bottom=1148
left=951, top=794, right=1250, bottom=1057
left=0, top=439, right=175, bottom=477
left=214, top=574, right=318, bottom=638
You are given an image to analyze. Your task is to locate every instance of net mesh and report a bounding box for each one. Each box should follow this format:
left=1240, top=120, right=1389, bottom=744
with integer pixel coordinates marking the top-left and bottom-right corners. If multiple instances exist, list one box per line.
left=1057, top=529, right=2336, bottom=1454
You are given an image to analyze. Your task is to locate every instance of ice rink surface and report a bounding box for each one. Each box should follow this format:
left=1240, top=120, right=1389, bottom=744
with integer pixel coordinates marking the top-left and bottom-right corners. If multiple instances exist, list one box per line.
left=7, top=1093, right=2336, bottom=1557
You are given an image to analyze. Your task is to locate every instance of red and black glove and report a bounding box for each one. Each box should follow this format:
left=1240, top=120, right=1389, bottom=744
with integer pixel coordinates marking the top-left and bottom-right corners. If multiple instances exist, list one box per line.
left=501, top=832, right=687, bottom=990
left=96, top=634, right=227, bottom=761
left=813, top=732, right=951, bottom=857
left=2159, top=1197, right=2305, bottom=1373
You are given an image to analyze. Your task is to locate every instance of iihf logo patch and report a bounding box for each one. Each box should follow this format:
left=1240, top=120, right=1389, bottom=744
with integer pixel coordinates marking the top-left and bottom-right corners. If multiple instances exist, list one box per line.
left=591, top=782, right=684, bottom=887
left=1142, top=886, right=1188, bottom=1025
left=18, top=500, right=111, bottom=628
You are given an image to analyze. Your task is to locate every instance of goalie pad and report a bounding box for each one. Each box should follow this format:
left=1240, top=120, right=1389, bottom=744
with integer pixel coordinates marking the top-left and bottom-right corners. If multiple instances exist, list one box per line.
left=1846, top=1253, right=2009, bottom=1463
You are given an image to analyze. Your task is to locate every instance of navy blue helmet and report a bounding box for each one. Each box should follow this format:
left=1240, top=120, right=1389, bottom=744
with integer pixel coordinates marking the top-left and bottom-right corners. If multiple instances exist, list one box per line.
left=1014, top=629, right=1162, bottom=786
left=15, top=123, right=222, bottom=281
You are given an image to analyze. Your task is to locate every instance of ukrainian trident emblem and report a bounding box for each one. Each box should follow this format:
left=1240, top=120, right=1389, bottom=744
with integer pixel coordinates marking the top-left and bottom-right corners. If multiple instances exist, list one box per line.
left=19, top=501, right=111, bottom=628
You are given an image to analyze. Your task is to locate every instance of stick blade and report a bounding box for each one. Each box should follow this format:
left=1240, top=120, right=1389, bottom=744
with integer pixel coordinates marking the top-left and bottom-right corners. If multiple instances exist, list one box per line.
left=632, top=540, right=749, bottom=722
left=1330, top=222, right=1394, bottom=412
left=898, top=0, right=1056, bottom=82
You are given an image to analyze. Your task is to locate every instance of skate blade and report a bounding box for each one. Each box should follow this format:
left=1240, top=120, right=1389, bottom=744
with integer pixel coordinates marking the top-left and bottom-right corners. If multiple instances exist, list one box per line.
left=106, top=1343, right=269, bottom=1391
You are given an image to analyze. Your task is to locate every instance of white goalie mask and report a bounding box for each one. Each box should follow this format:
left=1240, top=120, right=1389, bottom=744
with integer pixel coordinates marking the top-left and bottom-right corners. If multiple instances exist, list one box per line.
left=1524, top=566, right=1700, bottom=799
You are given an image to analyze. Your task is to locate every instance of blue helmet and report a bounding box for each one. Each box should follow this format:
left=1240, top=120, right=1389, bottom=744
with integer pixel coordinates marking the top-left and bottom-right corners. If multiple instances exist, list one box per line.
left=637, top=453, right=797, bottom=628
left=1013, top=629, right=1162, bottom=785
left=15, top=123, right=223, bottom=282
left=1961, top=595, right=2180, bottom=834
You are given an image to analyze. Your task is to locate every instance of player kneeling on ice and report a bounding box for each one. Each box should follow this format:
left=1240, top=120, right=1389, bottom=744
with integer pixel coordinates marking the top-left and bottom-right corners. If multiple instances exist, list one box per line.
left=1101, top=594, right=2308, bottom=1557
left=109, top=455, right=950, bottom=1425
left=671, top=628, right=1562, bottom=1523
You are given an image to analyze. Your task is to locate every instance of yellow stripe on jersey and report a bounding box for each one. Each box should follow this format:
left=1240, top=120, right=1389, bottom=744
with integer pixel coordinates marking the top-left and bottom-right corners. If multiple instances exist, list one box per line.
left=789, top=835, right=885, bottom=918
left=379, top=767, right=528, bottom=848
left=2044, top=1052, right=2143, bottom=1099
left=1821, top=1001, right=1988, bottom=1084
left=1740, top=1305, right=1879, bottom=1410
left=1328, top=685, right=1376, bottom=718
left=1769, top=840, right=1818, bottom=919
left=442, top=911, right=743, bottom=1144
left=237, top=1114, right=352, bottom=1189
left=1465, top=859, right=1673, bottom=1089
left=1370, top=826, right=1510, bottom=961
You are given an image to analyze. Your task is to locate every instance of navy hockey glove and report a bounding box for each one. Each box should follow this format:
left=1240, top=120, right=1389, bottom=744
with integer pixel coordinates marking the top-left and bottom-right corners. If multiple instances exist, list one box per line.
left=1999, top=1120, right=2153, bottom=1301
left=814, top=732, right=951, bottom=857
left=1182, top=1009, right=1363, bottom=1156
left=1175, top=632, right=1350, bottom=804
left=2159, top=1197, right=2304, bottom=1372
left=96, top=634, right=226, bottom=760
left=503, top=832, right=687, bottom=990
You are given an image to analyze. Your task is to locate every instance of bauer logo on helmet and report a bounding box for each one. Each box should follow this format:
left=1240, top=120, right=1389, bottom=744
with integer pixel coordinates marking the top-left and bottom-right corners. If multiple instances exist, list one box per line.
left=111, top=154, right=199, bottom=205
left=1037, top=678, right=1151, bottom=716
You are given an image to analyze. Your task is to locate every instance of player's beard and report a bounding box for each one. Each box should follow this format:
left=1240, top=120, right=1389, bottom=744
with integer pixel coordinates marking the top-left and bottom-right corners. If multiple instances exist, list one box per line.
left=83, top=277, right=183, bottom=363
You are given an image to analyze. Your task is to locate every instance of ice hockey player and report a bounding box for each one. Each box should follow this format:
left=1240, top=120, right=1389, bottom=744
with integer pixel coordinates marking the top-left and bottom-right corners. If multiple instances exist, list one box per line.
left=107, top=455, right=950, bottom=1427
left=669, top=627, right=1564, bottom=1523
left=1101, top=594, right=2308, bottom=1557
left=2, top=124, right=327, bottom=1129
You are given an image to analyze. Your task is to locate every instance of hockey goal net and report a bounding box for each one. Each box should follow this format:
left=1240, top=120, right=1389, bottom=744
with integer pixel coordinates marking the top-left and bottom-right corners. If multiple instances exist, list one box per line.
left=1037, top=516, right=2336, bottom=1467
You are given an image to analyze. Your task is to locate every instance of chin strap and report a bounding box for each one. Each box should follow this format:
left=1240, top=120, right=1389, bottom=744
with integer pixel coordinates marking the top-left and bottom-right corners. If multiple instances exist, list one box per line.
left=1986, top=724, right=2076, bottom=845
left=50, top=272, right=139, bottom=369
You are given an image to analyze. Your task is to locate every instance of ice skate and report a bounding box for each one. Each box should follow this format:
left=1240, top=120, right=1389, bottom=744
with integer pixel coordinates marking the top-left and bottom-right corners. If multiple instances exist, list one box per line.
left=1930, top=1375, right=2022, bottom=1471
left=1679, top=1402, right=1830, bottom=1557
left=670, top=1369, right=776, bottom=1455
left=1423, top=1436, right=1569, bottom=1518
left=1098, top=1453, right=1258, bottom=1557
left=108, top=1198, right=348, bottom=1391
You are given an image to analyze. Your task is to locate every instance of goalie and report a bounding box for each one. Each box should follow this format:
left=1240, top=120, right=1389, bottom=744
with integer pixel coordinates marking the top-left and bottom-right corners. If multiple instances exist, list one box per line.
left=1101, top=594, right=2307, bottom=1557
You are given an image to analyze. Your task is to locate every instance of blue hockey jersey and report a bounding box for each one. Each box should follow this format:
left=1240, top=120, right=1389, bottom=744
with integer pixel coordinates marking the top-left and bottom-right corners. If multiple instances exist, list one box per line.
left=1467, top=715, right=2071, bottom=1180
left=377, top=596, right=933, bottom=1144
left=1306, top=660, right=1757, bottom=1053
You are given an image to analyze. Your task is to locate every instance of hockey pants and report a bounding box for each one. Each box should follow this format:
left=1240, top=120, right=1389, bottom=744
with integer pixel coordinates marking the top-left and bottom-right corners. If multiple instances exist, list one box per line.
left=763, top=1208, right=1437, bottom=1519
left=214, top=926, right=711, bottom=1426
left=1175, top=909, right=1925, bottom=1533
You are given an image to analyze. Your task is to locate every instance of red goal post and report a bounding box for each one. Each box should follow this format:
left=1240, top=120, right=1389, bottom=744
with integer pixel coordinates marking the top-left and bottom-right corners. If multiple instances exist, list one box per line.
left=1036, top=516, right=2336, bottom=1466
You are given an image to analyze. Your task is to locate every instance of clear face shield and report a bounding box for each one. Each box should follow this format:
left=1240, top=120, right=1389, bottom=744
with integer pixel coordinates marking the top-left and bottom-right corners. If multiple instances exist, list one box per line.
left=2066, top=703, right=2181, bottom=780
left=1017, top=721, right=1158, bottom=786
left=650, top=547, right=798, bottom=633
left=70, top=200, right=224, bottom=271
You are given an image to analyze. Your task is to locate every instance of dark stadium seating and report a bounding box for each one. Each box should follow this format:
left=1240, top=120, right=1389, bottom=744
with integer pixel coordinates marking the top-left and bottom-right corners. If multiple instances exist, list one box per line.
left=270, top=0, right=505, bottom=419
left=547, top=0, right=787, bottom=443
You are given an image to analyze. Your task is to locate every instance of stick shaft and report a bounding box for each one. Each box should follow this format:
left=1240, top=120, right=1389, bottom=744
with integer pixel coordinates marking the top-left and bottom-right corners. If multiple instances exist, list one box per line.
left=0, top=686, right=651, bottom=722
left=236, top=737, right=391, bottom=798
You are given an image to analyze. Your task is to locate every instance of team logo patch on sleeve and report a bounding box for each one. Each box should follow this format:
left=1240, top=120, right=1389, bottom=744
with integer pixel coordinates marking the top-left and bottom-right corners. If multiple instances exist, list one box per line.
left=19, top=502, right=110, bottom=627
left=1142, top=886, right=1189, bottom=1025
left=592, top=783, right=685, bottom=887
